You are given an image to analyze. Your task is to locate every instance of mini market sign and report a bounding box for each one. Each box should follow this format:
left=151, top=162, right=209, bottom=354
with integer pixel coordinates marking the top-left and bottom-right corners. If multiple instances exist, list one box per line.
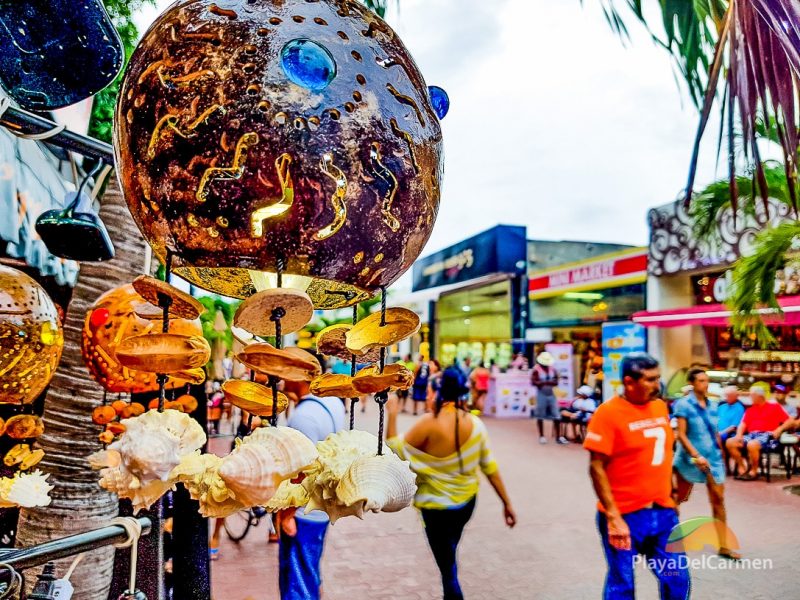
left=529, top=248, right=647, bottom=299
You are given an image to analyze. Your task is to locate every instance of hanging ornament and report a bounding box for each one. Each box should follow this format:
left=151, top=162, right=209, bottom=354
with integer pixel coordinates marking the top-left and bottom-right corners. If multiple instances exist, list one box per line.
left=113, top=0, right=446, bottom=309
left=82, top=284, right=206, bottom=394
left=0, top=266, right=64, bottom=404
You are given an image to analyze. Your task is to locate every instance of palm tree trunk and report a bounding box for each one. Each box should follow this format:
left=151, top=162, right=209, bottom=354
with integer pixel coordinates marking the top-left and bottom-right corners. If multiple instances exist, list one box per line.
left=16, top=177, right=147, bottom=599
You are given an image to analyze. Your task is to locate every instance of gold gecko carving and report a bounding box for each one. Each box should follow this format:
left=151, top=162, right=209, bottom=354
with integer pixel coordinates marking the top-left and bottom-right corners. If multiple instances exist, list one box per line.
left=368, top=142, right=400, bottom=232
left=250, top=153, right=294, bottom=237
left=313, top=153, right=348, bottom=241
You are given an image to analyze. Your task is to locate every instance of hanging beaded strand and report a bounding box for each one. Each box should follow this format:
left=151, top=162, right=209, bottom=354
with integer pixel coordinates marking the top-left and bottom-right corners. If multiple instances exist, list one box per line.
left=156, top=250, right=174, bottom=413
left=375, top=287, right=388, bottom=455
left=349, top=304, right=358, bottom=430
left=268, top=255, right=286, bottom=427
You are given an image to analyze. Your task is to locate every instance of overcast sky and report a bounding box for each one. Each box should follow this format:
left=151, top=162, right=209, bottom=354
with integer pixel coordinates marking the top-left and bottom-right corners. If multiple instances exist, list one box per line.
left=137, top=0, right=722, bottom=258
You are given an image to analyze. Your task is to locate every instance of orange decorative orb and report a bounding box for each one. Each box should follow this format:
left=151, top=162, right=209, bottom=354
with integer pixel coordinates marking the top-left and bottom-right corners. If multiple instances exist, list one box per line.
left=0, top=266, right=64, bottom=404
left=81, top=284, right=205, bottom=393
left=114, top=0, right=445, bottom=308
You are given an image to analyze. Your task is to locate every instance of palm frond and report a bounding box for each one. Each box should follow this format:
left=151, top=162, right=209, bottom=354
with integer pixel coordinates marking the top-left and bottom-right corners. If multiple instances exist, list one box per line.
left=686, top=0, right=800, bottom=213
left=728, top=220, right=800, bottom=346
left=589, top=1, right=720, bottom=105
left=691, top=160, right=794, bottom=241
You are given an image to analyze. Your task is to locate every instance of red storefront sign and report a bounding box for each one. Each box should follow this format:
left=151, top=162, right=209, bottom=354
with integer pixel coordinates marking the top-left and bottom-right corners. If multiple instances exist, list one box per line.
left=529, top=249, right=648, bottom=299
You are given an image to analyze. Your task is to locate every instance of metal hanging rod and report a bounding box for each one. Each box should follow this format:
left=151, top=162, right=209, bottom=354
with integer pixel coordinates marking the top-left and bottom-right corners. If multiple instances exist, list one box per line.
left=0, top=105, right=114, bottom=165
left=0, top=517, right=151, bottom=571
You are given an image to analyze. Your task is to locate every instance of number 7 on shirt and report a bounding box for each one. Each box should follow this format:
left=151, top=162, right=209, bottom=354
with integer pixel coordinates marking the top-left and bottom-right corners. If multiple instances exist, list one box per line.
left=643, top=427, right=666, bottom=466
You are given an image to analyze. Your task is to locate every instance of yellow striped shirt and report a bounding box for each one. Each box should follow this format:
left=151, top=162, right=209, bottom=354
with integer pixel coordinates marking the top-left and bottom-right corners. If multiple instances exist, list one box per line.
left=388, top=414, right=498, bottom=510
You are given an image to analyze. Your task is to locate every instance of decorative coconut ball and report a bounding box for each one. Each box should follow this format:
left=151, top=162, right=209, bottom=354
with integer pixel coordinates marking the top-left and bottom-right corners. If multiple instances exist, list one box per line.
left=0, top=266, right=64, bottom=404
left=114, top=0, right=445, bottom=309
left=82, top=284, right=204, bottom=393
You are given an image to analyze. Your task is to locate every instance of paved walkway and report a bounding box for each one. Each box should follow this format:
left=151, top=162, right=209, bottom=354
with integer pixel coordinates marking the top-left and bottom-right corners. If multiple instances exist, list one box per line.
left=210, top=412, right=800, bottom=600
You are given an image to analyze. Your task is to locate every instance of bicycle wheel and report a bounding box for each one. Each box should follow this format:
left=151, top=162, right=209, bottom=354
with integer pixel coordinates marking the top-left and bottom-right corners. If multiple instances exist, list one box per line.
left=224, top=509, right=253, bottom=543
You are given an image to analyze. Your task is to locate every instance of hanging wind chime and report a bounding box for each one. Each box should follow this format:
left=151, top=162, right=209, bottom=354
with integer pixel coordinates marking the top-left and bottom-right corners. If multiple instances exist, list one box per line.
left=97, top=0, right=448, bottom=522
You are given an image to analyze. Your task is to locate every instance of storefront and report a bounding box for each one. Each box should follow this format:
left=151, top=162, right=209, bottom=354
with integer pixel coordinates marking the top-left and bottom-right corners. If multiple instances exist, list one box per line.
left=633, top=198, right=797, bottom=394
left=410, top=224, right=528, bottom=368
left=528, top=247, right=648, bottom=395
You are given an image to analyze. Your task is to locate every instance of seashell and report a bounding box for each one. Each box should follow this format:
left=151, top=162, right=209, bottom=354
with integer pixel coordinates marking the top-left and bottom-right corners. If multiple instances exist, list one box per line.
left=266, top=478, right=309, bottom=512
left=98, top=464, right=174, bottom=512
left=336, top=453, right=416, bottom=520
left=89, top=449, right=122, bottom=470
left=106, top=409, right=206, bottom=483
left=5, top=415, right=44, bottom=439
left=316, top=324, right=381, bottom=363
left=302, top=430, right=380, bottom=521
left=132, top=275, right=206, bottom=320
left=92, top=405, right=117, bottom=425
left=115, top=333, right=211, bottom=374
left=234, top=289, right=314, bottom=337
left=345, top=308, right=420, bottom=356
left=172, top=452, right=244, bottom=518
left=238, top=344, right=321, bottom=381
left=222, top=380, right=289, bottom=417
left=112, top=427, right=181, bottom=483
left=352, top=364, right=414, bottom=394
left=0, top=470, right=52, bottom=508
left=4, top=443, right=31, bottom=467
left=219, top=426, right=317, bottom=507
left=309, top=374, right=360, bottom=399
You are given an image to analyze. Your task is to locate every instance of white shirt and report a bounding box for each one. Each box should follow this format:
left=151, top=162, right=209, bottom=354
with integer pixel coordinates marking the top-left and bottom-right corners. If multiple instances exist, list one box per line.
left=287, top=395, right=345, bottom=443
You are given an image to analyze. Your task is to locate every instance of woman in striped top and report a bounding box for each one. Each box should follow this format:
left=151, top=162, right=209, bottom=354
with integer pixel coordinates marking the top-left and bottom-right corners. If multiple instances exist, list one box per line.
left=387, top=366, right=516, bottom=600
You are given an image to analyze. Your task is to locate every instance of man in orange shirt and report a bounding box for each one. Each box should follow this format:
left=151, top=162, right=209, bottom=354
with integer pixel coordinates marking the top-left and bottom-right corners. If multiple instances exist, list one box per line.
left=584, top=353, right=690, bottom=599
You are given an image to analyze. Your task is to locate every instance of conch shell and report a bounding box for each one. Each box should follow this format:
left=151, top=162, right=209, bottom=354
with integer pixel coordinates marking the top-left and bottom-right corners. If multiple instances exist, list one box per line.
left=90, top=409, right=205, bottom=511
left=301, top=430, right=381, bottom=522
left=0, top=470, right=52, bottom=508
left=109, top=409, right=206, bottom=482
left=266, top=478, right=309, bottom=512
left=219, top=426, right=318, bottom=507
left=337, top=453, right=416, bottom=518
left=172, top=451, right=244, bottom=518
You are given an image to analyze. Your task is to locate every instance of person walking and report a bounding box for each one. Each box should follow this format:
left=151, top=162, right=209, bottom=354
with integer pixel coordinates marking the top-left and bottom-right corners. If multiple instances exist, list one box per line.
left=278, top=376, right=345, bottom=600
left=411, top=356, right=431, bottom=416
left=672, top=369, right=740, bottom=560
left=532, top=352, right=565, bottom=444
left=387, top=366, right=516, bottom=600
left=584, top=352, right=690, bottom=600
left=469, top=362, right=491, bottom=414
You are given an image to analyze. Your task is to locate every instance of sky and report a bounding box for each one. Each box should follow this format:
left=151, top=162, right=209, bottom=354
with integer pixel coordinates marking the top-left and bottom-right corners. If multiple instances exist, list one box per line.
left=136, top=0, right=723, bottom=259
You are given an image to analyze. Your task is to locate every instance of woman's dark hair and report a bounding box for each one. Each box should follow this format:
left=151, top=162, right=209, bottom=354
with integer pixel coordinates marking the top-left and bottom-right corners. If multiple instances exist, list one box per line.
left=621, top=352, right=659, bottom=381
left=435, top=367, right=468, bottom=473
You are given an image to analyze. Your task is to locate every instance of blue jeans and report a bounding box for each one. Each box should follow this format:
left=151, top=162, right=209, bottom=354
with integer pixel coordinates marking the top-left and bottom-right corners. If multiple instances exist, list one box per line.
left=420, top=497, right=476, bottom=600
left=279, top=509, right=329, bottom=600
left=597, top=506, right=691, bottom=600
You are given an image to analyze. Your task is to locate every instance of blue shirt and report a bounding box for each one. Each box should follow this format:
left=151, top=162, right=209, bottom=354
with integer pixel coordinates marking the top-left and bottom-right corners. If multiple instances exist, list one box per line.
left=673, top=393, right=725, bottom=484
left=716, top=400, right=746, bottom=433
left=287, top=395, right=345, bottom=444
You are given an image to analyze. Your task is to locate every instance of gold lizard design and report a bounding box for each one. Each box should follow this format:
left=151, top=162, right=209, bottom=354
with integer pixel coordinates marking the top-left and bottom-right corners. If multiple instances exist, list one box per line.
left=250, top=153, right=294, bottom=237
left=368, top=142, right=400, bottom=232
left=196, top=132, right=259, bottom=203
left=313, top=153, right=348, bottom=241
left=146, top=103, right=223, bottom=160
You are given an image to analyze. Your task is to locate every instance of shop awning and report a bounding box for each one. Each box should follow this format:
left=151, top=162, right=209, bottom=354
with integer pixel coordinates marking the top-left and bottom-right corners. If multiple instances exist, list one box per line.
left=632, top=296, right=800, bottom=328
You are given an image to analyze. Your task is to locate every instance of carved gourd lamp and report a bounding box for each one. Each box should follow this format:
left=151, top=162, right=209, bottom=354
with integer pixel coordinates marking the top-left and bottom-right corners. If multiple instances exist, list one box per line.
left=0, top=266, right=64, bottom=404
left=113, top=0, right=446, bottom=309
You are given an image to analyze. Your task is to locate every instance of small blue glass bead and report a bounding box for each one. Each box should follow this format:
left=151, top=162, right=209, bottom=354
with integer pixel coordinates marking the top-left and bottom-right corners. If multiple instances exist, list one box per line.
left=281, top=39, right=336, bottom=91
left=428, top=86, right=450, bottom=119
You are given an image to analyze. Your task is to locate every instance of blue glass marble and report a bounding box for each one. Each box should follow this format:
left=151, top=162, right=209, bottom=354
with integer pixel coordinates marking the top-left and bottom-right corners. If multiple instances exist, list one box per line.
left=428, top=86, right=450, bottom=120
left=281, top=39, right=336, bottom=91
